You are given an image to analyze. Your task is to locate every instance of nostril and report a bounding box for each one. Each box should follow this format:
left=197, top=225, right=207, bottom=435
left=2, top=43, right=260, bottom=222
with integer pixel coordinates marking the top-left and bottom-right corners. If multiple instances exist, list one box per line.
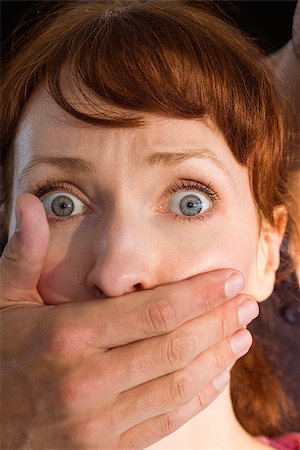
left=92, top=282, right=144, bottom=299
left=95, top=288, right=106, bottom=299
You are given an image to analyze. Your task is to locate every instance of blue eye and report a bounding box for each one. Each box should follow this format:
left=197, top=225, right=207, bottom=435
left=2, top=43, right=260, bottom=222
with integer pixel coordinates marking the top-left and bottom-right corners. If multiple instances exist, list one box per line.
left=168, top=191, right=211, bottom=217
left=42, top=192, right=86, bottom=218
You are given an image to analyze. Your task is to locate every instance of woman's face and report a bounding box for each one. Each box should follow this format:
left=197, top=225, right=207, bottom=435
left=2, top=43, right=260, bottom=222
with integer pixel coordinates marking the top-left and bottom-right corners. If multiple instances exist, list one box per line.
left=9, top=88, right=279, bottom=304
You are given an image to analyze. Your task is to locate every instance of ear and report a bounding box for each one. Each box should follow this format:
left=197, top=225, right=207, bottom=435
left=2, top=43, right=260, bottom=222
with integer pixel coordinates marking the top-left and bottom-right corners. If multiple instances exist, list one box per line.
left=254, top=205, right=288, bottom=301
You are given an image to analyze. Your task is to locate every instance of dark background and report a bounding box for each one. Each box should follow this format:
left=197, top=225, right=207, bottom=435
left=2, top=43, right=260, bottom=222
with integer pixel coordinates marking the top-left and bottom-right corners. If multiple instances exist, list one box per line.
left=0, top=0, right=298, bottom=66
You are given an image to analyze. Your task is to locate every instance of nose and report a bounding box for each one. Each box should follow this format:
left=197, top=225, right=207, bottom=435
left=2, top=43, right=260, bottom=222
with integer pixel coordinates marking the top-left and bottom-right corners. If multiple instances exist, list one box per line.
left=86, top=218, right=156, bottom=298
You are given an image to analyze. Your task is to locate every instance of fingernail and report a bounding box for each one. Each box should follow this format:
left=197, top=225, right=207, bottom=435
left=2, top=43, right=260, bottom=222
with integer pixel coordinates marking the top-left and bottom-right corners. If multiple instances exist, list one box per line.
left=238, top=299, right=259, bottom=326
left=224, top=273, right=244, bottom=298
left=212, top=369, right=230, bottom=391
left=15, top=204, right=22, bottom=233
left=230, top=330, right=252, bottom=357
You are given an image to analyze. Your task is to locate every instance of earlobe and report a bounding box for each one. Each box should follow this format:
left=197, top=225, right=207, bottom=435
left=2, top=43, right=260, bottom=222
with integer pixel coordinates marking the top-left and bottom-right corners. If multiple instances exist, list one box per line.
left=260, top=205, right=288, bottom=273
left=252, top=206, right=288, bottom=301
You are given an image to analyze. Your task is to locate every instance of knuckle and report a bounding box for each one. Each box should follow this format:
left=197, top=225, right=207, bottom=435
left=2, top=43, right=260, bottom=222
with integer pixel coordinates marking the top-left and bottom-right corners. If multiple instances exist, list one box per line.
left=195, top=392, right=206, bottom=411
left=213, top=298, right=242, bottom=342
left=178, top=279, right=205, bottom=314
left=42, top=326, right=67, bottom=357
left=191, top=275, right=216, bottom=311
left=203, top=289, right=213, bottom=310
left=55, top=374, right=83, bottom=410
left=192, top=287, right=212, bottom=316
left=195, top=387, right=212, bottom=411
left=41, top=322, right=79, bottom=359
left=159, top=410, right=181, bottom=436
left=170, top=370, right=194, bottom=404
left=165, top=334, right=196, bottom=368
left=213, top=343, right=227, bottom=371
left=144, top=298, right=177, bottom=334
left=1, top=237, right=20, bottom=265
left=215, top=314, right=227, bottom=342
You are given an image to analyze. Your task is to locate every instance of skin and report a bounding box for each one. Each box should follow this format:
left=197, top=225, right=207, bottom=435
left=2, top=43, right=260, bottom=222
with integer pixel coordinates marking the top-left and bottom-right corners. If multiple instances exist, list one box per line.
left=0, top=85, right=285, bottom=449
left=11, top=88, right=281, bottom=302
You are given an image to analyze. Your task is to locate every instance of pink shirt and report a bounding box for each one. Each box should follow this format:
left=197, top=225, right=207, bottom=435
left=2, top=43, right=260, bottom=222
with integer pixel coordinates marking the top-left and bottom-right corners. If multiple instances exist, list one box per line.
left=256, top=433, right=300, bottom=450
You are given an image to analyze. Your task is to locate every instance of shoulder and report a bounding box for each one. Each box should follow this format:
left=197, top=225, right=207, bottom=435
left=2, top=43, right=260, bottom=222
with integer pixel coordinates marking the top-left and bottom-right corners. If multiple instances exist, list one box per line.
left=256, top=433, right=300, bottom=450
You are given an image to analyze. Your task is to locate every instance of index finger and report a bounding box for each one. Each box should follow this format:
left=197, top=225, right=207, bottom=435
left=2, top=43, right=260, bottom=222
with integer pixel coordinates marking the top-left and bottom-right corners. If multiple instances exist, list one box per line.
left=62, top=269, right=244, bottom=349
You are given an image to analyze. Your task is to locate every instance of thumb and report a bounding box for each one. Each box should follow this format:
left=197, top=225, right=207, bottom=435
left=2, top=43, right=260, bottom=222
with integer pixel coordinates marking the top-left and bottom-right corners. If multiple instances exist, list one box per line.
left=0, top=193, right=49, bottom=302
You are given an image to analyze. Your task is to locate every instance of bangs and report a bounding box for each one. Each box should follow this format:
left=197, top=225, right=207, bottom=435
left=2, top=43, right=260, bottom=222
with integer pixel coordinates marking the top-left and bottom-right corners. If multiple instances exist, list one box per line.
left=43, top=1, right=276, bottom=165
left=1, top=0, right=287, bottom=237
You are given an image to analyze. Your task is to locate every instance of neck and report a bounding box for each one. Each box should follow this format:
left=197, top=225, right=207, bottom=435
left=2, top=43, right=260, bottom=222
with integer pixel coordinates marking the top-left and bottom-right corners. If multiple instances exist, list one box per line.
left=146, top=383, right=271, bottom=450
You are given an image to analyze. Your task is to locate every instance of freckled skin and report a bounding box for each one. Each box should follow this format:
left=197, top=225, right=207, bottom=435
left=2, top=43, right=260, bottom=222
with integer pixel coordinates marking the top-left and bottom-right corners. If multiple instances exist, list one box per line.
left=9, top=88, right=279, bottom=304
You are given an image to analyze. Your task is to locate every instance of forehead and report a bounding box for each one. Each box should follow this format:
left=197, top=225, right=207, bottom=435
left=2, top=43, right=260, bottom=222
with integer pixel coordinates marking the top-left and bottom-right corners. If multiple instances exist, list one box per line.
left=14, top=88, right=239, bottom=167
left=11, top=88, right=259, bottom=250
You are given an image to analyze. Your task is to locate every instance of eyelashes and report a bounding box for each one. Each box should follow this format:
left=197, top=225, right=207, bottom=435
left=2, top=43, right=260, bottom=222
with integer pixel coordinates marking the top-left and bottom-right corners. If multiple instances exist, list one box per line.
left=32, top=179, right=81, bottom=199
left=31, top=177, right=220, bottom=223
left=31, top=179, right=90, bottom=224
left=166, top=179, right=219, bottom=204
left=161, top=179, right=219, bottom=222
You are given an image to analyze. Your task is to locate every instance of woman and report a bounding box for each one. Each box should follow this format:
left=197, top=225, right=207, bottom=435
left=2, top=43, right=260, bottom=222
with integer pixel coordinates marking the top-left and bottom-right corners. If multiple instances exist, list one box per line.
left=0, top=1, right=299, bottom=448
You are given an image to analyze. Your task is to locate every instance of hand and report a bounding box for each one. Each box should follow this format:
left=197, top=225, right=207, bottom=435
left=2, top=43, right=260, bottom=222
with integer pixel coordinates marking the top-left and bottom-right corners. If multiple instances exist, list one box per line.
left=0, top=194, right=258, bottom=450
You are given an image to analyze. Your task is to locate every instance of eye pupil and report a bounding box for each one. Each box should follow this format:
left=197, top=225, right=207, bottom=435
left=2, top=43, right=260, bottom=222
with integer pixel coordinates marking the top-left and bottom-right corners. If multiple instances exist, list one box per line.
left=180, top=194, right=203, bottom=216
left=52, top=195, right=74, bottom=216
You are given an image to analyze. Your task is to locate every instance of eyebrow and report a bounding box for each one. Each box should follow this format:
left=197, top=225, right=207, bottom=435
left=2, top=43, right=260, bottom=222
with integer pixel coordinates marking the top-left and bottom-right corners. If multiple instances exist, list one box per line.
left=144, top=149, right=234, bottom=183
left=19, top=156, right=95, bottom=188
left=19, top=149, right=234, bottom=187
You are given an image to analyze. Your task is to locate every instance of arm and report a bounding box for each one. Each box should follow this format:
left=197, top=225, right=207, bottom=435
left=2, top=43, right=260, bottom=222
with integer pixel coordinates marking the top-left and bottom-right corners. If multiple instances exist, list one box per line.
left=0, top=194, right=257, bottom=449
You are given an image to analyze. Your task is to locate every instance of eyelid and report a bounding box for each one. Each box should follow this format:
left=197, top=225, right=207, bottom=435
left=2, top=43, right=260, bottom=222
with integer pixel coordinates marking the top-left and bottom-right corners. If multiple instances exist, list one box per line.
left=159, top=179, right=219, bottom=204
left=31, top=179, right=91, bottom=203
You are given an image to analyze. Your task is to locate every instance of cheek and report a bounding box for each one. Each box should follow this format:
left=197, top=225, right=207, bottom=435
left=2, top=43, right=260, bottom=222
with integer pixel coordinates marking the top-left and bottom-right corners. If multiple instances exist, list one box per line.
left=38, top=214, right=260, bottom=304
left=164, top=226, right=258, bottom=287
left=148, top=208, right=260, bottom=295
left=37, top=225, right=94, bottom=304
